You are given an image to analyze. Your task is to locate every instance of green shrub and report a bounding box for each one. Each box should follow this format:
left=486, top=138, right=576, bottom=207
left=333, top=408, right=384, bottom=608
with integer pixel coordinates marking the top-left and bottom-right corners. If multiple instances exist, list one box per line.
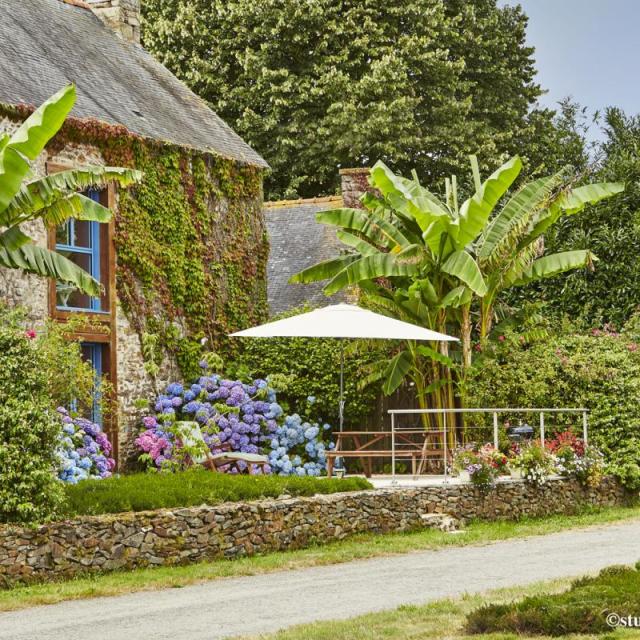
left=466, top=562, right=640, bottom=635
left=464, top=329, right=640, bottom=489
left=61, top=470, right=372, bottom=516
left=0, top=304, right=109, bottom=417
left=0, top=322, right=64, bottom=524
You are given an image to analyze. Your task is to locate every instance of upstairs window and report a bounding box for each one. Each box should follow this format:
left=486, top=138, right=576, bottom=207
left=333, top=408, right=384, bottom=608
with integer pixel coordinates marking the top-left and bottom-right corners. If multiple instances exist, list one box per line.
left=55, top=189, right=110, bottom=312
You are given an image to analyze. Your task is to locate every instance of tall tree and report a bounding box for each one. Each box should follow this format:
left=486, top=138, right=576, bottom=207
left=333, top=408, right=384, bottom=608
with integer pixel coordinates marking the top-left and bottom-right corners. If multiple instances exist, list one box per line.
left=511, top=106, right=640, bottom=327
left=142, top=0, right=554, bottom=199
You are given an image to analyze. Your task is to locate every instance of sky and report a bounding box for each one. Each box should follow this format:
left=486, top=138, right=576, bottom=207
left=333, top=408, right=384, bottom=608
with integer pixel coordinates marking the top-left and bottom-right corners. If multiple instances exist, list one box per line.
left=501, top=0, right=640, bottom=123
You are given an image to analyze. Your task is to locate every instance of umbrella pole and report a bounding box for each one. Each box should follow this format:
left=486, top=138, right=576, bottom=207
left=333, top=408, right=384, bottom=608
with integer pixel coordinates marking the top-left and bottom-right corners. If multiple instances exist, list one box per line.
left=333, top=339, right=345, bottom=474
left=339, top=339, right=345, bottom=432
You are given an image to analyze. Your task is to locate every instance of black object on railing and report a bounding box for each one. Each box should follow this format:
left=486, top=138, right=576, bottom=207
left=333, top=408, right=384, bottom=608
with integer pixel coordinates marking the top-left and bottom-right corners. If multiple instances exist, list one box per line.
left=506, top=423, right=535, bottom=442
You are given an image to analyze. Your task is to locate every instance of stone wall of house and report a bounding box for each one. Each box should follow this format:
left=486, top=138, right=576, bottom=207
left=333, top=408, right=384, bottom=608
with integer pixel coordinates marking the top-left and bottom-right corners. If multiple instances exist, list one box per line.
left=0, top=477, right=630, bottom=585
left=0, top=121, right=169, bottom=460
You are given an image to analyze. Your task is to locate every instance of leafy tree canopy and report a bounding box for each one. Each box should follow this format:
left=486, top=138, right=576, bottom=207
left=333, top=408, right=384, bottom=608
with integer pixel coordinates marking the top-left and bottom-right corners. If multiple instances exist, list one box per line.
left=142, top=0, right=558, bottom=199
left=511, top=106, right=640, bottom=327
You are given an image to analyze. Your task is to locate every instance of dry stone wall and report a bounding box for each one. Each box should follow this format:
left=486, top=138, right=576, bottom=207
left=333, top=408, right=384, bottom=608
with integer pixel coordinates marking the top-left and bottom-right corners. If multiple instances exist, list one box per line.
left=0, top=477, right=630, bottom=586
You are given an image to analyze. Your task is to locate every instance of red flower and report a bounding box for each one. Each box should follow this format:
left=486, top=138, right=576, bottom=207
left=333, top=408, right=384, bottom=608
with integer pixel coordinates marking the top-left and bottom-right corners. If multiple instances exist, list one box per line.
left=498, top=335, right=505, bottom=342
left=25, top=329, right=36, bottom=340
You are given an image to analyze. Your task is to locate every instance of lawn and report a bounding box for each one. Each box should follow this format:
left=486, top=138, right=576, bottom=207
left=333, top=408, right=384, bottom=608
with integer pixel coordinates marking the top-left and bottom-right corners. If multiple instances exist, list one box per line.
left=1, top=505, right=639, bottom=612
left=60, top=470, right=371, bottom=516
left=239, top=577, right=640, bottom=640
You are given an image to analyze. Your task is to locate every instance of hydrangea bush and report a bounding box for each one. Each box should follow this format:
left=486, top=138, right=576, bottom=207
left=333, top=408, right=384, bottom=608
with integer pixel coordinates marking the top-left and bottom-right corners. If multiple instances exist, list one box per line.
left=267, top=398, right=334, bottom=476
left=56, top=407, right=116, bottom=483
left=136, top=365, right=334, bottom=475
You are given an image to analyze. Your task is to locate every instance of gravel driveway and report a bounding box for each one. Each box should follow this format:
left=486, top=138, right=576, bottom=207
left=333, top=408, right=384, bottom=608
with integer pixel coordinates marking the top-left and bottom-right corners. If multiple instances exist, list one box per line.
left=1, top=519, right=639, bottom=640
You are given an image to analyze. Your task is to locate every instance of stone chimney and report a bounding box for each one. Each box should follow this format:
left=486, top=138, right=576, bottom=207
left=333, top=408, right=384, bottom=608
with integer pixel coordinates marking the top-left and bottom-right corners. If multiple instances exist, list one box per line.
left=339, top=167, right=376, bottom=209
left=87, top=0, right=140, bottom=44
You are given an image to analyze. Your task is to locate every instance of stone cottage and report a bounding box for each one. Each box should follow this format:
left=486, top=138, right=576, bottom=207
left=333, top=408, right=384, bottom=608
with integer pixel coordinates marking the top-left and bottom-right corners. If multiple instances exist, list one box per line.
left=0, top=0, right=269, bottom=462
left=265, top=168, right=369, bottom=315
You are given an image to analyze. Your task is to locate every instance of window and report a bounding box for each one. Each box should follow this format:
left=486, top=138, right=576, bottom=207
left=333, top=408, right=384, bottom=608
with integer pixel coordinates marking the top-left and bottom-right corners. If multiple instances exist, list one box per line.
left=81, top=342, right=104, bottom=425
left=47, top=166, right=118, bottom=460
left=55, top=189, right=109, bottom=312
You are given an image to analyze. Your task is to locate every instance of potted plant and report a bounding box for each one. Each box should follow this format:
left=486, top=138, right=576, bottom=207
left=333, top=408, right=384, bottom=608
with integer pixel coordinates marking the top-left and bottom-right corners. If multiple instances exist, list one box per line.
left=511, top=442, right=554, bottom=486
left=452, top=445, right=481, bottom=481
left=479, top=444, right=510, bottom=477
left=552, top=441, right=604, bottom=488
left=467, top=460, right=498, bottom=492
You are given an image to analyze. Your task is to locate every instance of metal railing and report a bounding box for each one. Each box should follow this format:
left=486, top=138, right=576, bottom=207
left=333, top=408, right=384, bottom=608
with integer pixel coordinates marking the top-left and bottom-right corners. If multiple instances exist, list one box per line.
left=387, top=407, right=589, bottom=483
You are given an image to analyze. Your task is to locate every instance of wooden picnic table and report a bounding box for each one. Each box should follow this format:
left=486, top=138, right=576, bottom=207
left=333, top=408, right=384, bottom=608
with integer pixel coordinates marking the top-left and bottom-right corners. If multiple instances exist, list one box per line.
left=325, top=430, right=447, bottom=477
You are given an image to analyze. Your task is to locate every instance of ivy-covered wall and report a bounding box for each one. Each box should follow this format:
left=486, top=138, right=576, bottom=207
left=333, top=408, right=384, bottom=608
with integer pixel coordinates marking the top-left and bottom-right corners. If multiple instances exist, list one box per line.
left=0, top=105, right=269, bottom=457
left=110, top=139, right=268, bottom=381
left=0, top=105, right=268, bottom=379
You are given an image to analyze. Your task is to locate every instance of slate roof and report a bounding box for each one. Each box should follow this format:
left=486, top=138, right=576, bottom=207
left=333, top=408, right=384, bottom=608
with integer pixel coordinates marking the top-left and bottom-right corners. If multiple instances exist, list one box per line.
left=0, top=0, right=267, bottom=167
left=265, top=197, right=349, bottom=315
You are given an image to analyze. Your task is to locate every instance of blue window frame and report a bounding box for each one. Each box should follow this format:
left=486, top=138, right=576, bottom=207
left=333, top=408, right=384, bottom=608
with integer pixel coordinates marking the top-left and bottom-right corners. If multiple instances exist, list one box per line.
left=81, top=342, right=104, bottom=426
left=55, top=189, right=103, bottom=312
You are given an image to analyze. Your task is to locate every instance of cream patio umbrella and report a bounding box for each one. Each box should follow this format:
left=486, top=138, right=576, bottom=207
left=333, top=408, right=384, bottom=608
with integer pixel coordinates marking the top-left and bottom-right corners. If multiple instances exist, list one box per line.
left=230, top=303, right=458, bottom=432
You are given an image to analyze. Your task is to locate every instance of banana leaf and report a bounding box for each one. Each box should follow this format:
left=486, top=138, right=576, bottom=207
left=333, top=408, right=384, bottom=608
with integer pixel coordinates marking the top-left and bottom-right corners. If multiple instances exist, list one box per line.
left=0, top=85, right=76, bottom=214
left=441, top=250, right=488, bottom=296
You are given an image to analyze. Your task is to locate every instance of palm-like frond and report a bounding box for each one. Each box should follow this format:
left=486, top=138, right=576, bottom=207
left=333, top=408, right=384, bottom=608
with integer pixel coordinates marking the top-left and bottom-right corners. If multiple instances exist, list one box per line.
left=456, top=155, right=522, bottom=249
left=382, top=350, right=413, bottom=395
left=0, top=85, right=76, bottom=214
left=441, top=251, right=488, bottom=296
left=335, top=230, right=381, bottom=256
left=508, top=250, right=598, bottom=287
left=521, top=181, right=624, bottom=249
left=324, top=250, right=422, bottom=295
left=0, top=87, right=143, bottom=297
left=478, top=172, right=565, bottom=266
left=0, top=242, right=100, bottom=296
left=2, top=167, right=142, bottom=225
left=317, top=207, right=412, bottom=249
left=289, top=254, right=358, bottom=285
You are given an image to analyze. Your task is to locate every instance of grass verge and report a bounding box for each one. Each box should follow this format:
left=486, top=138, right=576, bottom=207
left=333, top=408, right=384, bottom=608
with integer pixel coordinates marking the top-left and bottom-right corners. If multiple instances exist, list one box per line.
left=1, top=505, right=639, bottom=612
left=240, top=578, right=631, bottom=640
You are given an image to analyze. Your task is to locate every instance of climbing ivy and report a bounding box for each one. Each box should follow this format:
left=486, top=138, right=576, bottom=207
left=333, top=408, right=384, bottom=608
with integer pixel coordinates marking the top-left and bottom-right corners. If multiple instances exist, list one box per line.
left=0, top=105, right=269, bottom=379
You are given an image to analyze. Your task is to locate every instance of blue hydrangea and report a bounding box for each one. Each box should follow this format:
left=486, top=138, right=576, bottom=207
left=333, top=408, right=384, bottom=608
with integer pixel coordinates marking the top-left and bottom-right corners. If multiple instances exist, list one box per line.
left=138, top=375, right=333, bottom=477
left=55, top=408, right=115, bottom=483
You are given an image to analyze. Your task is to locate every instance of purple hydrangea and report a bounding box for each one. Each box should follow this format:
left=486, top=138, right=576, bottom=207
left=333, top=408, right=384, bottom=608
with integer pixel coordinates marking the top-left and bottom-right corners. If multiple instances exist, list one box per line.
left=55, top=407, right=116, bottom=483
left=137, top=373, right=332, bottom=476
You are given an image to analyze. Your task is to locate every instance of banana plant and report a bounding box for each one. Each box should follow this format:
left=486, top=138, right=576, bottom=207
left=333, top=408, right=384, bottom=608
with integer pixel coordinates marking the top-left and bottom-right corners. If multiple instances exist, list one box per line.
left=290, top=154, right=624, bottom=420
left=0, top=84, right=142, bottom=296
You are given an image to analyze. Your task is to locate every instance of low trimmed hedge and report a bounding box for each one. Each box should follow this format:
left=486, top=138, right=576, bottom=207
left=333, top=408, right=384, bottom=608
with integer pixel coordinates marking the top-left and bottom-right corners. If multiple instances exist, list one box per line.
left=466, top=563, right=640, bottom=636
left=61, top=470, right=372, bottom=517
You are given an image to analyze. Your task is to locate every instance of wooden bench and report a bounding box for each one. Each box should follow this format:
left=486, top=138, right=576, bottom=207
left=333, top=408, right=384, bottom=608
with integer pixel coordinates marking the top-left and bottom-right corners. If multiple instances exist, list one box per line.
left=203, top=451, right=269, bottom=475
left=326, top=430, right=446, bottom=477
left=176, top=421, right=269, bottom=475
